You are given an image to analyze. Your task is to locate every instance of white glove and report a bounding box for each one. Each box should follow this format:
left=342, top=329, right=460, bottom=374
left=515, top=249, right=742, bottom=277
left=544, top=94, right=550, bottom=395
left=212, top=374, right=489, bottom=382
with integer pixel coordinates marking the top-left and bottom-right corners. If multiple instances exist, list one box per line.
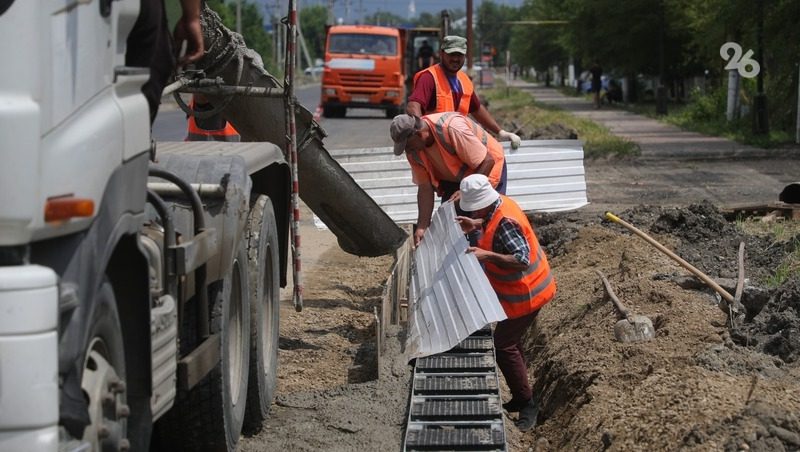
left=498, top=129, right=521, bottom=150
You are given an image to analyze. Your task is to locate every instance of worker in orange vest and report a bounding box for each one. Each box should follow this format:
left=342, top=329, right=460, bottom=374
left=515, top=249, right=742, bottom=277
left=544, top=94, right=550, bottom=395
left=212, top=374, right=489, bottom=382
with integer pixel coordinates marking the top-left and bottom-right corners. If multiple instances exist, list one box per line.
left=185, top=94, right=240, bottom=142
left=390, top=112, right=506, bottom=247
left=406, top=35, right=521, bottom=150
left=456, top=174, right=556, bottom=432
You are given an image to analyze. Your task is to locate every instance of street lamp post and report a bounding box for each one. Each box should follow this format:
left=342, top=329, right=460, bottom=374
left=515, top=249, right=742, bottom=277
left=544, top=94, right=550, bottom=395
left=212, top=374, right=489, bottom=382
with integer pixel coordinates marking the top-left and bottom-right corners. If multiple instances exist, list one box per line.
left=753, top=0, right=769, bottom=135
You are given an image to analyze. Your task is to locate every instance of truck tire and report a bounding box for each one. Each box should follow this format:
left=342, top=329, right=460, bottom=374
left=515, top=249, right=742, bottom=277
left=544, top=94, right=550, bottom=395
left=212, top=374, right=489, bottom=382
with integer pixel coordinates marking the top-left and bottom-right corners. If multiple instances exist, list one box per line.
left=243, top=195, right=280, bottom=433
left=153, top=240, right=251, bottom=452
left=78, top=281, right=130, bottom=452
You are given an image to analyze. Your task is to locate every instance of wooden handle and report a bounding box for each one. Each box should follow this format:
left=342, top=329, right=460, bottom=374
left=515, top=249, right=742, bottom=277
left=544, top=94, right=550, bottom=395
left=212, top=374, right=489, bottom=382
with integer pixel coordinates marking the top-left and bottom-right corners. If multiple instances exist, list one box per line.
left=605, top=212, right=735, bottom=304
left=595, top=270, right=629, bottom=319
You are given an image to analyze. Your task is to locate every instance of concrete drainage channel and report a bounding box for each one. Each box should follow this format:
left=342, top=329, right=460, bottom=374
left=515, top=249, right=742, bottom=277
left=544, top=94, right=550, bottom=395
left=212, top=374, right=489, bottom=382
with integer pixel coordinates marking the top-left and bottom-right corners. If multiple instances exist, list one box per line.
left=377, top=238, right=508, bottom=452
left=404, top=329, right=507, bottom=451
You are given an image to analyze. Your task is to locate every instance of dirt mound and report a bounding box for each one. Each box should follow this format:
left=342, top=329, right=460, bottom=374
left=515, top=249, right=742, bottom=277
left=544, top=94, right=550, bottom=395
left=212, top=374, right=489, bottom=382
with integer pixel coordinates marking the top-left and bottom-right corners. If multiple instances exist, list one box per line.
left=512, top=206, right=800, bottom=451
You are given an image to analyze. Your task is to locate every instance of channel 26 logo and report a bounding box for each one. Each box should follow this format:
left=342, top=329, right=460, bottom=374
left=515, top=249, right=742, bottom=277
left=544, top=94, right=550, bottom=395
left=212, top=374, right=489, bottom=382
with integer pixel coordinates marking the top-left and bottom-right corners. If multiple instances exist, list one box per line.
left=720, top=42, right=760, bottom=78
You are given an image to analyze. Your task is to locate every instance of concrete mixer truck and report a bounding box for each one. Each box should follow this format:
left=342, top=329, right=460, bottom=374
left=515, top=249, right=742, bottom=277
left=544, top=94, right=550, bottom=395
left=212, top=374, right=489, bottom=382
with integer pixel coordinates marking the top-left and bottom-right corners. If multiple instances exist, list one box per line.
left=0, top=2, right=404, bottom=451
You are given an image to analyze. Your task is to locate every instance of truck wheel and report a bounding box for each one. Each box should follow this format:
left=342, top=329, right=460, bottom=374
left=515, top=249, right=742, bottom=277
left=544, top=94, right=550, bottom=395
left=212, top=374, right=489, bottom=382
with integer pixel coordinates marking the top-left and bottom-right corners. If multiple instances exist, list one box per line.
left=153, top=240, right=251, bottom=452
left=385, top=106, right=400, bottom=119
left=79, top=281, right=130, bottom=452
left=243, top=195, right=280, bottom=433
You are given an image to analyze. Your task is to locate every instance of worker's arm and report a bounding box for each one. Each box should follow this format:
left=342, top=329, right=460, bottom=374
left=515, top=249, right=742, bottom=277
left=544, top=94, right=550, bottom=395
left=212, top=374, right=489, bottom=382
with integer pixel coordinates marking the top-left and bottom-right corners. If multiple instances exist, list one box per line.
left=407, top=101, right=423, bottom=118
left=468, top=217, right=529, bottom=270
left=474, top=153, right=495, bottom=178
left=471, top=104, right=501, bottom=134
left=472, top=104, right=521, bottom=149
left=467, top=247, right=528, bottom=271
left=414, top=184, right=435, bottom=247
left=407, top=71, right=434, bottom=117
left=174, top=0, right=204, bottom=65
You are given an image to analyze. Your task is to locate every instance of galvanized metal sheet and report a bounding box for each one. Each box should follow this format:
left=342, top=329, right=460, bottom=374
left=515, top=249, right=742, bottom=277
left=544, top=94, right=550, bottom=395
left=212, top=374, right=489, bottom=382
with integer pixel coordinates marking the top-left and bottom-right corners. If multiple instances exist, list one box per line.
left=315, top=139, right=587, bottom=227
left=406, top=202, right=506, bottom=361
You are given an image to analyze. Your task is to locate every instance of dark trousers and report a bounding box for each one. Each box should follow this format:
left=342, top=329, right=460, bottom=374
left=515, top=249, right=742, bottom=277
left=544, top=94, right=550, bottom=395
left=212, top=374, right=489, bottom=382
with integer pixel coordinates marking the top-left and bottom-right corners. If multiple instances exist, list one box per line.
left=125, top=0, right=175, bottom=123
left=494, top=309, right=539, bottom=403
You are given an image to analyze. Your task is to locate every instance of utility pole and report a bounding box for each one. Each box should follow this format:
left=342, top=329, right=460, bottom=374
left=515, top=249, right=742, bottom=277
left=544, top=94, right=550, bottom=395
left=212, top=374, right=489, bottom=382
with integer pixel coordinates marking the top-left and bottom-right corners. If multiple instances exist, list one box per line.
left=655, top=0, right=668, bottom=115
left=466, top=0, right=473, bottom=70
left=236, top=0, right=242, bottom=34
left=753, top=0, right=769, bottom=135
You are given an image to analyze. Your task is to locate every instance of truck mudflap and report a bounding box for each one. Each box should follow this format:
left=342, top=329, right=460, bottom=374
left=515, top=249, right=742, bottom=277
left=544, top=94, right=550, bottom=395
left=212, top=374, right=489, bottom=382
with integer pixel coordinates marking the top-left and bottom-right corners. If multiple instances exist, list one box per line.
left=197, top=6, right=407, bottom=257
left=0, top=265, right=59, bottom=451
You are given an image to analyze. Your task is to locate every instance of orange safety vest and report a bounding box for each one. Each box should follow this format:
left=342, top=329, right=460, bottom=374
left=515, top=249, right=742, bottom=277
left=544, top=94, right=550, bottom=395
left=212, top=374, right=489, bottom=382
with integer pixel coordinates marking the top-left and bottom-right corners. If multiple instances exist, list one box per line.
left=477, top=195, right=557, bottom=319
left=408, top=112, right=504, bottom=191
left=413, top=64, right=474, bottom=115
left=185, top=101, right=241, bottom=142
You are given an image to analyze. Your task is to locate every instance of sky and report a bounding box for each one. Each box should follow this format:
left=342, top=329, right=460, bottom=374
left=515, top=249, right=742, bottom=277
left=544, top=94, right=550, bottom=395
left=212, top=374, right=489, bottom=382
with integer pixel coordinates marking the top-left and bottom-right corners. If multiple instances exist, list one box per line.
left=264, top=0, right=526, bottom=23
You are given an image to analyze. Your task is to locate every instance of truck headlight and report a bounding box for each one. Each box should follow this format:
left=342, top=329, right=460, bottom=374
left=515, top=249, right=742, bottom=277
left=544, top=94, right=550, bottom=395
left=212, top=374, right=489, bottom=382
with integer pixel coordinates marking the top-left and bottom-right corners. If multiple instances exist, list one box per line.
left=324, top=88, right=336, bottom=96
left=386, top=90, right=399, bottom=98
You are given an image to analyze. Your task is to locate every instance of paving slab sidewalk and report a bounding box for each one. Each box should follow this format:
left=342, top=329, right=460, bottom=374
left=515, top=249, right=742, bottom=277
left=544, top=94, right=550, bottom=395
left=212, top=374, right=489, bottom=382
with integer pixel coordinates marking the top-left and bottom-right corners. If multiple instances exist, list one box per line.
left=503, top=78, right=795, bottom=160
left=494, top=77, right=800, bottom=210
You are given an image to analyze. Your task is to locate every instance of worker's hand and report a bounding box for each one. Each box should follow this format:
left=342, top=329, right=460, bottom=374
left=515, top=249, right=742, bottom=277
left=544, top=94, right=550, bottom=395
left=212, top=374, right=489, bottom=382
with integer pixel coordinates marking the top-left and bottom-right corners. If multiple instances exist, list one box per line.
left=498, top=129, right=521, bottom=150
left=413, top=227, right=426, bottom=248
left=455, top=216, right=480, bottom=234
left=448, top=190, right=462, bottom=203
left=466, top=246, right=490, bottom=262
left=174, top=13, right=204, bottom=66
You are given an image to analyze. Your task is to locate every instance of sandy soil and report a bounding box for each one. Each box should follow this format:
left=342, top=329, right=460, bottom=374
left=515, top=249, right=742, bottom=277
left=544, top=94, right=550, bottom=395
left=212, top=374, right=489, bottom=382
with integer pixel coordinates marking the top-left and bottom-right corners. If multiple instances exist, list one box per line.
left=238, top=200, right=800, bottom=452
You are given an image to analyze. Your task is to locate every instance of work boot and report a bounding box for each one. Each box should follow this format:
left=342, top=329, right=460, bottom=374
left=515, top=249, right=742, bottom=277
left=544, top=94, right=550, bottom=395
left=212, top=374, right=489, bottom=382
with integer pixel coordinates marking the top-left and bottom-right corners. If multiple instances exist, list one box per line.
left=502, top=397, right=527, bottom=413
left=515, top=399, right=539, bottom=431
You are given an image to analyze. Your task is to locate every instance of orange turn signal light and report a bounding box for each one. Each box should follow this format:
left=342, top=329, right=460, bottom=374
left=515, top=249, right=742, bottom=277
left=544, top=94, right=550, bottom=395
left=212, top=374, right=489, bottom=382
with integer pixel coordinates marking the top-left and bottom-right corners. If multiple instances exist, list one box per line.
left=44, top=197, right=95, bottom=222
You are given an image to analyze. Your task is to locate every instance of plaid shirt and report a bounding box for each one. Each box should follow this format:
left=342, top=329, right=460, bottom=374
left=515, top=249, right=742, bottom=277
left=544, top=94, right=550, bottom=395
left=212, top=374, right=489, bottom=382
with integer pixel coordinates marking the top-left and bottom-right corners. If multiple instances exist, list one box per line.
left=480, top=198, right=531, bottom=266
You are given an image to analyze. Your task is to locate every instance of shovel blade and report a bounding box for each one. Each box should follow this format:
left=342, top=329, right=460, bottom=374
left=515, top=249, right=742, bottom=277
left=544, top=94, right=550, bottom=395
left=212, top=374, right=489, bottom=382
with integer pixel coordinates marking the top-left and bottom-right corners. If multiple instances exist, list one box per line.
left=614, top=315, right=655, bottom=343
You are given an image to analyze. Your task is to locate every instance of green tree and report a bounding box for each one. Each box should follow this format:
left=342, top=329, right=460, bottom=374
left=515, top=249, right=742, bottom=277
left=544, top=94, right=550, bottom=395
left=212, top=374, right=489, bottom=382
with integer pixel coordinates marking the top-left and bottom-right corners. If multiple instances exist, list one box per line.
left=300, top=5, right=329, bottom=61
left=476, top=1, right=518, bottom=65
left=509, top=0, right=570, bottom=73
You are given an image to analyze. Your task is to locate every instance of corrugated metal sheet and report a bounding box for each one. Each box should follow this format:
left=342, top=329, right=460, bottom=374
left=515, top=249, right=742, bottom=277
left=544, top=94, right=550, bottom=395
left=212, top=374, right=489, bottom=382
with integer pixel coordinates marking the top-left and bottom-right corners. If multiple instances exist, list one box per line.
left=315, top=139, right=587, bottom=227
left=405, top=202, right=507, bottom=361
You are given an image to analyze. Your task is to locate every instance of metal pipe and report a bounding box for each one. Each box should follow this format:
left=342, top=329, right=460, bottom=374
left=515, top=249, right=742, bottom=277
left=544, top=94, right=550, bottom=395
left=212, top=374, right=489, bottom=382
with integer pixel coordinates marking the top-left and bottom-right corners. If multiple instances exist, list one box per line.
left=163, top=77, right=285, bottom=98
left=146, top=190, right=178, bottom=298
left=148, top=182, right=226, bottom=199
left=284, top=0, right=303, bottom=312
left=148, top=167, right=211, bottom=339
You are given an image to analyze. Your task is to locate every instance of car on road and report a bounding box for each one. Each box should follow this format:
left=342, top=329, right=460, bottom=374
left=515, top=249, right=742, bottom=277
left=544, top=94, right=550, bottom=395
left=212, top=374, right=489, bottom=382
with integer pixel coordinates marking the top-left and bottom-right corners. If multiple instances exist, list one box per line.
left=304, top=64, right=325, bottom=76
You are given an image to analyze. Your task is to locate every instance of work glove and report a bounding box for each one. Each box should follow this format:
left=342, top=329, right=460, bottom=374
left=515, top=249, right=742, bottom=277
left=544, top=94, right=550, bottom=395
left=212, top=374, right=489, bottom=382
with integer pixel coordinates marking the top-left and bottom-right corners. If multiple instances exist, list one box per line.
left=498, top=129, right=521, bottom=150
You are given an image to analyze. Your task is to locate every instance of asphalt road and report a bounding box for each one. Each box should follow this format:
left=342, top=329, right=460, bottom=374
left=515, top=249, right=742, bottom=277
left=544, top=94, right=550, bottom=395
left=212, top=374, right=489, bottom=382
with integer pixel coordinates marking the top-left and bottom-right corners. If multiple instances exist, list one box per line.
left=152, top=83, right=394, bottom=150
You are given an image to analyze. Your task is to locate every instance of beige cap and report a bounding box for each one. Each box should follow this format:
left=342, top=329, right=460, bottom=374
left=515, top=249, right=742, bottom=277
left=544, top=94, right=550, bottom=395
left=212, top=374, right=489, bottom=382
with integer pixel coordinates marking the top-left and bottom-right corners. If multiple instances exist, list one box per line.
left=441, top=35, right=467, bottom=54
left=459, top=174, right=500, bottom=212
left=389, top=114, right=421, bottom=155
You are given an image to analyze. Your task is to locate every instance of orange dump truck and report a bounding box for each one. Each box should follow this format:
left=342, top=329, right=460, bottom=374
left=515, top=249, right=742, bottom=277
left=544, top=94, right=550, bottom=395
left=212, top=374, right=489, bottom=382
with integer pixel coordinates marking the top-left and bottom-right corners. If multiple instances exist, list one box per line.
left=320, top=25, right=439, bottom=119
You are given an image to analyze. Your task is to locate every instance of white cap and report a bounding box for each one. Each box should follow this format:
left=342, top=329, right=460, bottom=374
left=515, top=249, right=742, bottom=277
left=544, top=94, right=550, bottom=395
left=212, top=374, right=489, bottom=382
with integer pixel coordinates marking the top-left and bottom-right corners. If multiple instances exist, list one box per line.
left=459, top=174, right=500, bottom=212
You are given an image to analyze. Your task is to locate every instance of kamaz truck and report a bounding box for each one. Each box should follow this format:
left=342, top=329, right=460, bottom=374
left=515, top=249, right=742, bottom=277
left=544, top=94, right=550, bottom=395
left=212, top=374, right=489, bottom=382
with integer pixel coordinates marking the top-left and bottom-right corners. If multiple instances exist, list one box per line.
left=320, top=24, right=440, bottom=119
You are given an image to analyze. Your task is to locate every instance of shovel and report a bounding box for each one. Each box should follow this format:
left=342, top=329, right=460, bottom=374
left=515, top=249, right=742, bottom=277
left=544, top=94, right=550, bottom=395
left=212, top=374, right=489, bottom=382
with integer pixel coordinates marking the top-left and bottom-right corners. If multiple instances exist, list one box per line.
left=595, top=270, right=655, bottom=342
left=604, top=212, right=746, bottom=319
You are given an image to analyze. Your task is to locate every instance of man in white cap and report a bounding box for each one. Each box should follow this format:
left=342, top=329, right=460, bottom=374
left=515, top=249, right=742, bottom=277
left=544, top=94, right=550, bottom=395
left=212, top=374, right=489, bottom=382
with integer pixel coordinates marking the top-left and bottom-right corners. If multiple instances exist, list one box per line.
left=456, top=174, right=557, bottom=431
left=406, top=35, right=521, bottom=150
left=390, top=112, right=506, bottom=246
